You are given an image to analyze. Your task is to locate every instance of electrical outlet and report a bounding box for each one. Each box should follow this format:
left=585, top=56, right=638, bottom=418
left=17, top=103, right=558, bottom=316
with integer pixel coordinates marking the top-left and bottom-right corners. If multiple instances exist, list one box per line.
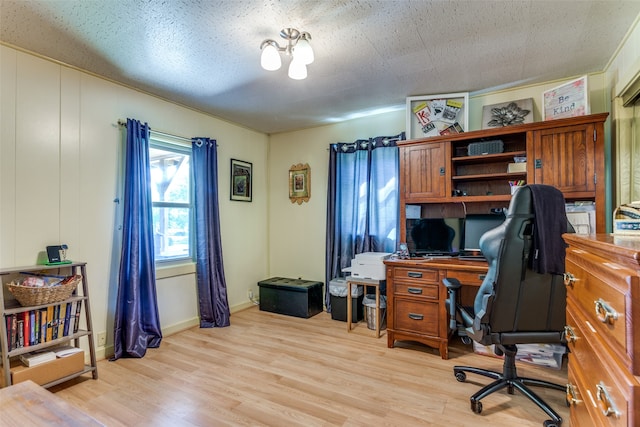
left=248, top=289, right=254, bottom=299
left=97, top=331, right=106, bottom=346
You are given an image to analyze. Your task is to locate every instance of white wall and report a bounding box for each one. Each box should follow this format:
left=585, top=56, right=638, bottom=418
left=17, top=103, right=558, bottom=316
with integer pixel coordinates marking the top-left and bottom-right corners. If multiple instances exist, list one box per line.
left=267, top=112, right=406, bottom=284
left=0, top=45, right=269, bottom=358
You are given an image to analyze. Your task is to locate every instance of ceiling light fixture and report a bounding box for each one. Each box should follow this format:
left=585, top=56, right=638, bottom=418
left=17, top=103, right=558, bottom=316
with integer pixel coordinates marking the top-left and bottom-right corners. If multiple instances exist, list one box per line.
left=260, top=28, right=314, bottom=80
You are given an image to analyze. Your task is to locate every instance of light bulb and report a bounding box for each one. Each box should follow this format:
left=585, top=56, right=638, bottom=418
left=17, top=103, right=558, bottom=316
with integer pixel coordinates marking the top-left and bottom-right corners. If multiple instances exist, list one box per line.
left=293, top=37, right=314, bottom=65
left=261, top=44, right=281, bottom=71
left=288, top=58, right=307, bottom=80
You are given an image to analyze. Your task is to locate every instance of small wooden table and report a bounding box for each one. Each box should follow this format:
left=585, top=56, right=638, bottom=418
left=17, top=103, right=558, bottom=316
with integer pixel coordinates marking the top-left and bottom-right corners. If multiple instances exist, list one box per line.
left=346, top=277, right=384, bottom=338
left=0, top=380, right=103, bottom=426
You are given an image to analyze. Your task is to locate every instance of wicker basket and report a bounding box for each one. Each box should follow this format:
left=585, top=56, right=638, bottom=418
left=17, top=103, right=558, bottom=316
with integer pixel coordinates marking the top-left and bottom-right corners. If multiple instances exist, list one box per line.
left=7, top=275, right=81, bottom=306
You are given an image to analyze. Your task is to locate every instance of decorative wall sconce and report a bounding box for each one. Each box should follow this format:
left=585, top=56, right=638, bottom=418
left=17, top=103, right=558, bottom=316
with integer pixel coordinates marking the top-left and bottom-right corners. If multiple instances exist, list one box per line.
left=260, top=28, right=314, bottom=80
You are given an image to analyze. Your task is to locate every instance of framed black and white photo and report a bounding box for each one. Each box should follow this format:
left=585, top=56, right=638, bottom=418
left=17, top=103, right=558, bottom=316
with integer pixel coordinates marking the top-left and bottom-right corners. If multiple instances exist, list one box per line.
left=230, top=159, right=252, bottom=202
left=406, top=93, right=469, bottom=139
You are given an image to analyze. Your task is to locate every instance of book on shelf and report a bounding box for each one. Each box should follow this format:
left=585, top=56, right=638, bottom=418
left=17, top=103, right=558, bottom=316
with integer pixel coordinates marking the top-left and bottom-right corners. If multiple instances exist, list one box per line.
left=39, top=308, right=47, bottom=343
left=19, top=350, right=56, bottom=367
left=51, top=345, right=83, bottom=358
left=63, top=302, right=72, bottom=336
left=73, top=300, right=82, bottom=333
left=46, top=305, right=54, bottom=342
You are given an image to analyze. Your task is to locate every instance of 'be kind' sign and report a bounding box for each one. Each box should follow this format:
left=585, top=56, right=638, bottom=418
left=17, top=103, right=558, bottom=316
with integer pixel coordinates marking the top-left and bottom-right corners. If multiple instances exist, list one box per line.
left=543, top=76, right=589, bottom=121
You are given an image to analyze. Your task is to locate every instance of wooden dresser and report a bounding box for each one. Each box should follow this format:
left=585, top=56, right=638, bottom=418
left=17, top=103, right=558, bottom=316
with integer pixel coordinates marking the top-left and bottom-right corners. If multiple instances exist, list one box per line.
left=384, top=258, right=487, bottom=359
left=563, top=233, right=640, bottom=426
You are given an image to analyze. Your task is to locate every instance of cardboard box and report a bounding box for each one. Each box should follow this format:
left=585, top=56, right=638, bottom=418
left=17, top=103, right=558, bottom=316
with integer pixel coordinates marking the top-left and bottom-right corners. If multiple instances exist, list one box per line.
left=473, top=342, right=565, bottom=370
left=1, top=350, right=84, bottom=387
left=613, top=203, right=640, bottom=235
left=507, top=162, right=526, bottom=173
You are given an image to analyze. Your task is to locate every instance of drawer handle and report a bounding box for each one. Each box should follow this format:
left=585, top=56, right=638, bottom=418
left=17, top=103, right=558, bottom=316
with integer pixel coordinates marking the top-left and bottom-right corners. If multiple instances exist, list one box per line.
left=407, top=287, right=423, bottom=294
left=408, top=313, right=424, bottom=320
left=565, top=383, right=582, bottom=406
left=596, top=382, right=620, bottom=419
left=563, top=272, right=579, bottom=287
left=408, top=272, right=423, bottom=278
left=478, top=274, right=486, bottom=281
left=594, top=299, right=619, bottom=324
left=564, top=325, right=579, bottom=343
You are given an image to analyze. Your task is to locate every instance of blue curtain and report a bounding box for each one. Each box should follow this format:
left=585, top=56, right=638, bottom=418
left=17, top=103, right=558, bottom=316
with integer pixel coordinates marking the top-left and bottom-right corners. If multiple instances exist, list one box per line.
left=113, top=118, right=163, bottom=359
left=325, top=133, right=404, bottom=310
left=192, top=138, right=231, bottom=327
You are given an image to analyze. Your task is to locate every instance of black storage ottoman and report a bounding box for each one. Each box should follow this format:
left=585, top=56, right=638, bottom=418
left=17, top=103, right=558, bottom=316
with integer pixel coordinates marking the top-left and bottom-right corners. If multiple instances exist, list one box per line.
left=258, top=277, right=323, bottom=318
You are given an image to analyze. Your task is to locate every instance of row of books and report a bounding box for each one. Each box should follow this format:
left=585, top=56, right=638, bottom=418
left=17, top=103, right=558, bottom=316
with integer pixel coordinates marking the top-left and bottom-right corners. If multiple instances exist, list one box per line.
left=5, top=300, right=82, bottom=351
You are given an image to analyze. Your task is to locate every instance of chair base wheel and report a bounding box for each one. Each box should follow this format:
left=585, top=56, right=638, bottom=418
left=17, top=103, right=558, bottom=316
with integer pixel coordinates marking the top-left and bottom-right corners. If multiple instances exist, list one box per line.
left=470, top=399, right=482, bottom=414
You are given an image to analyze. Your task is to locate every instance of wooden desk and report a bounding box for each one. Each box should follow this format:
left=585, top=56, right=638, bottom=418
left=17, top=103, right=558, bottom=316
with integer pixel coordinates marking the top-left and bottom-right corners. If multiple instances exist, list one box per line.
left=384, top=257, right=487, bottom=359
left=0, top=380, right=103, bottom=426
left=346, top=277, right=384, bottom=338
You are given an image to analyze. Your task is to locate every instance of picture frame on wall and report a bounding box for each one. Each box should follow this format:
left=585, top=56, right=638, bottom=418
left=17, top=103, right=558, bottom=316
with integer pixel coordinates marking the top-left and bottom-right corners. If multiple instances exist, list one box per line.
left=289, top=163, right=311, bottom=205
left=542, top=75, right=589, bottom=121
left=230, top=159, right=252, bottom=202
left=481, top=98, right=534, bottom=129
left=406, top=92, right=469, bottom=140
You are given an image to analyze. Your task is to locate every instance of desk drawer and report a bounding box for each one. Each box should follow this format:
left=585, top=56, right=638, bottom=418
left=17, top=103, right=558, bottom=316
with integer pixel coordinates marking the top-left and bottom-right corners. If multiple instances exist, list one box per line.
left=392, top=267, right=439, bottom=283
left=445, top=270, right=486, bottom=286
left=394, top=282, right=438, bottom=300
left=565, top=250, right=636, bottom=373
left=394, top=298, right=439, bottom=336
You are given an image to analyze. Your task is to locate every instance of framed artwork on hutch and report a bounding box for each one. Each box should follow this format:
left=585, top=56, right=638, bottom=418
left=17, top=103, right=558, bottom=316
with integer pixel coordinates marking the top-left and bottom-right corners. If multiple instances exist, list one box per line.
left=406, top=92, right=469, bottom=140
left=542, top=76, right=589, bottom=121
left=230, top=159, right=252, bottom=202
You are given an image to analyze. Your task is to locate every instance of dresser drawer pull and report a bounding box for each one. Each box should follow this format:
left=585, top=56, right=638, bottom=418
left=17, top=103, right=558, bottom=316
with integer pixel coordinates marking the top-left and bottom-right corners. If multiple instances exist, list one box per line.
left=565, top=383, right=582, bottom=406
left=596, top=382, right=620, bottom=419
left=478, top=274, right=486, bottom=281
left=564, top=325, right=579, bottom=343
left=407, top=272, right=423, bottom=278
left=408, top=313, right=424, bottom=320
left=594, top=299, right=619, bottom=324
left=563, top=272, right=579, bottom=287
left=407, top=287, right=423, bottom=294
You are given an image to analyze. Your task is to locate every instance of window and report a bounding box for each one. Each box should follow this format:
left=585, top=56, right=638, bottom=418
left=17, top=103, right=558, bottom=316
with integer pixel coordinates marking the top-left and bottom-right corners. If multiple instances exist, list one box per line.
left=149, top=138, right=192, bottom=262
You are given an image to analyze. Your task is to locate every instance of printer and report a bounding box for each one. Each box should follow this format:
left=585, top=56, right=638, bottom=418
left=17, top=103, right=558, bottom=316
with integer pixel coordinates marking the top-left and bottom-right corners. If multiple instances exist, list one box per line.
left=342, top=252, right=392, bottom=280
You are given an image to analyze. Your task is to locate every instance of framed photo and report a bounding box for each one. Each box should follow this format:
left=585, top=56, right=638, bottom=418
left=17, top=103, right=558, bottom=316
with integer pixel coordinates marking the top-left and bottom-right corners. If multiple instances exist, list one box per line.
left=543, top=76, right=589, bottom=121
left=481, top=98, right=534, bottom=129
left=406, top=92, right=469, bottom=139
left=230, top=159, right=252, bottom=202
left=289, top=163, right=310, bottom=204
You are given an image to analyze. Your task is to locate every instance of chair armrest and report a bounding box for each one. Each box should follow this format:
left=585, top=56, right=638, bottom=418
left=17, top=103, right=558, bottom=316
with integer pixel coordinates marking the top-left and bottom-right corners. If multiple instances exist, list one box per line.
left=443, top=277, right=462, bottom=290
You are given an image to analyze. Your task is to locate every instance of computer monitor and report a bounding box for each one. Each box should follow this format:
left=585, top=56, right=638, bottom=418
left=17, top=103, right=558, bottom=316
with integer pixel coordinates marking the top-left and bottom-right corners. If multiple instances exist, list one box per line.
left=463, top=213, right=506, bottom=252
left=406, top=217, right=463, bottom=256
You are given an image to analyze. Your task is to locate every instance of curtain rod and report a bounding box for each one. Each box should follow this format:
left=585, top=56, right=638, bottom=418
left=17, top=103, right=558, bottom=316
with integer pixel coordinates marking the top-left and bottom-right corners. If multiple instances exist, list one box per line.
left=117, top=119, right=194, bottom=144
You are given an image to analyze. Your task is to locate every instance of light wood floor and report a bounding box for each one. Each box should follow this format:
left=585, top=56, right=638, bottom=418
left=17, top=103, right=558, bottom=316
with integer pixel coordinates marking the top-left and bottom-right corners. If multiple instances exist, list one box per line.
left=50, top=306, right=569, bottom=426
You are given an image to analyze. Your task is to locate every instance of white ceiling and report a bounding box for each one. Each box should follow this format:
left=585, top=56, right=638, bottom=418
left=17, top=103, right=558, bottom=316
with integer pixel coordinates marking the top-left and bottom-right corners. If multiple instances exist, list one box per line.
left=1, top=0, right=639, bottom=134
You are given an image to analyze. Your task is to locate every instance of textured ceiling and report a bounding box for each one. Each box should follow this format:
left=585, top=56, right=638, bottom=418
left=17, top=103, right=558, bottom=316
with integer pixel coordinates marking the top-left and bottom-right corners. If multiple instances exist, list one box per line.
left=1, top=0, right=639, bottom=134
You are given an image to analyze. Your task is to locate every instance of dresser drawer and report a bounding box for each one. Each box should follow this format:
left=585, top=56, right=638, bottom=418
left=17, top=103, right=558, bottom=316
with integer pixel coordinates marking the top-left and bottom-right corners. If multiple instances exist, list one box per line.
left=566, top=249, right=636, bottom=373
left=566, top=300, right=637, bottom=426
left=567, top=362, right=600, bottom=427
left=394, top=298, right=439, bottom=336
left=392, top=267, right=439, bottom=283
left=394, top=282, right=438, bottom=300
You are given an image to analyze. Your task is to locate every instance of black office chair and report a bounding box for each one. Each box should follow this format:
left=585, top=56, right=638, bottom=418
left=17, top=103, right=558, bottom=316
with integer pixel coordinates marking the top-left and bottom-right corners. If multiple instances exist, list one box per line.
left=443, top=185, right=569, bottom=427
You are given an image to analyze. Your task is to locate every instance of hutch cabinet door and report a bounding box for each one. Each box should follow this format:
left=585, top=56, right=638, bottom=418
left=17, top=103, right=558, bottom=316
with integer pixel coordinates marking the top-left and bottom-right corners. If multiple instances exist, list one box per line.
left=532, top=123, right=597, bottom=195
left=402, top=142, right=448, bottom=200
